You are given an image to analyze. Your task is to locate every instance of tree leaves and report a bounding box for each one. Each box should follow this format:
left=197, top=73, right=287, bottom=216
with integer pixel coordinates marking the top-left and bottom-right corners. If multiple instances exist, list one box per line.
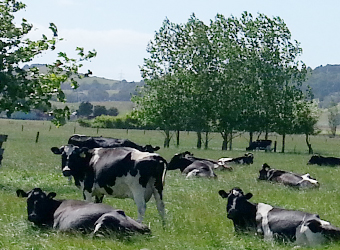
left=0, top=0, right=97, bottom=126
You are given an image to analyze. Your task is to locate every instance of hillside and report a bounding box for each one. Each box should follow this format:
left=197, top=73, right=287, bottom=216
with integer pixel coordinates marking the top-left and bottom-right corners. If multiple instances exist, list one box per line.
left=303, top=64, right=340, bottom=107
left=22, top=64, right=143, bottom=103
left=23, top=63, right=340, bottom=109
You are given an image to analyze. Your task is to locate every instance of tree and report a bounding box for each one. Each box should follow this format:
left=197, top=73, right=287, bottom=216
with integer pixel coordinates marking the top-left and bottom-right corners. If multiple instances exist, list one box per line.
left=294, top=100, right=320, bottom=154
left=328, top=100, right=340, bottom=137
left=93, top=105, right=107, bottom=117
left=135, top=18, right=191, bottom=147
left=77, top=101, right=93, bottom=117
left=107, top=107, right=119, bottom=116
left=0, top=0, right=96, bottom=126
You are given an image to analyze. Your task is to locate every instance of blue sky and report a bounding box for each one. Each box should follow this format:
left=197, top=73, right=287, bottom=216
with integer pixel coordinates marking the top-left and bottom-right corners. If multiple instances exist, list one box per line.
left=15, top=0, right=340, bottom=81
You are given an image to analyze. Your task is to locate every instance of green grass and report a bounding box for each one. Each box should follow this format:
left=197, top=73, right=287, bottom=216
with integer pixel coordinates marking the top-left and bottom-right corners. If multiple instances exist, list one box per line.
left=0, top=119, right=340, bottom=249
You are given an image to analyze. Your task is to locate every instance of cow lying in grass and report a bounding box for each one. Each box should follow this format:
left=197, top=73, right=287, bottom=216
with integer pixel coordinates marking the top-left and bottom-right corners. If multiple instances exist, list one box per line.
left=258, top=163, right=319, bottom=188
left=17, top=188, right=150, bottom=235
left=168, top=151, right=221, bottom=178
left=307, top=155, right=340, bottom=166
left=217, top=153, right=254, bottom=169
left=219, top=187, right=340, bottom=246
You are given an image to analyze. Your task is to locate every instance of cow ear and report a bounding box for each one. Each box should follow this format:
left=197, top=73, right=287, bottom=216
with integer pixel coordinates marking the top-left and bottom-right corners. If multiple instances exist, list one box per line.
left=245, top=193, right=253, bottom=200
left=16, top=189, right=28, bottom=198
left=218, top=190, right=229, bottom=198
left=154, top=146, right=160, bottom=151
left=47, top=192, right=56, bottom=199
left=51, top=146, right=63, bottom=155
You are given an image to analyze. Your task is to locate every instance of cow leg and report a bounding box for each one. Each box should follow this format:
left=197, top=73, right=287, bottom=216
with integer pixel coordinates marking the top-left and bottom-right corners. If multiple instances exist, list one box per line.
left=83, top=190, right=93, bottom=202
left=131, top=188, right=146, bottom=222
left=95, top=194, right=104, bottom=203
left=153, top=188, right=165, bottom=226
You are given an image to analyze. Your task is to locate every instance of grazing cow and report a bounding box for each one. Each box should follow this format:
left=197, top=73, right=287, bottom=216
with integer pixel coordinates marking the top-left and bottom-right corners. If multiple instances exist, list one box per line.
left=246, top=140, right=272, bottom=151
left=16, top=188, right=150, bottom=235
left=307, top=155, right=340, bottom=166
left=217, top=153, right=254, bottom=168
left=51, top=145, right=167, bottom=224
left=68, top=134, right=160, bottom=153
left=168, top=151, right=221, bottom=178
left=219, top=187, right=340, bottom=246
left=258, top=163, right=319, bottom=188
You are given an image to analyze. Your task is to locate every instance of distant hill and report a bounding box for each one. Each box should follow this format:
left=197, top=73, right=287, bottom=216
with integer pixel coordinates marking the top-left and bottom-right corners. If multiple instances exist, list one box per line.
left=303, top=64, right=340, bottom=107
left=23, top=64, right=143, bottom=103
left=23, top=63, right=340, bottom=108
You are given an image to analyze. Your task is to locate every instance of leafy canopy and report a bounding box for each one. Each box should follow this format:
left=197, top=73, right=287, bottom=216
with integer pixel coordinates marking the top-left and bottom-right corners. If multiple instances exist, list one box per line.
left=0, top=0, right=96, bottom=126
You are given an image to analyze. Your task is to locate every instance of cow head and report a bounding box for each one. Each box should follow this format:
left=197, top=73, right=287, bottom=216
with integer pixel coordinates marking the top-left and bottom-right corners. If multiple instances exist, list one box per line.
left=168, top=151, right=194, bottom=171
left=51, top=145, right=89, bottom=177
left=244, top=153, right=254, bottom=164
left=142, top=145, right=160, bottom=153
left=16, top=188, right=58, bottom=226
left=219, top=187, right=256, bottom=231
left=307, top=155, right=321, bottom=165
left=258, top=163, right=271, bottom=180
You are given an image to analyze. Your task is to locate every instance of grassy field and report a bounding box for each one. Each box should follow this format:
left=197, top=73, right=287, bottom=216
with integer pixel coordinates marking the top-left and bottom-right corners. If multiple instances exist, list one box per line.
left=1, top=119, right=340, bottom=249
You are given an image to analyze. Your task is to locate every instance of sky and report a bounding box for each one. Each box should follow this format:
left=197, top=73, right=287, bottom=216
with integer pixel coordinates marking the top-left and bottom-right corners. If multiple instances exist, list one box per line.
left=14, top=0, right=340, bottom=82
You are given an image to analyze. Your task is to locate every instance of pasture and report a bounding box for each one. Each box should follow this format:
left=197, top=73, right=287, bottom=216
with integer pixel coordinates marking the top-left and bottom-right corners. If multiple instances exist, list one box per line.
left=1, top=119, right=340, bottom=249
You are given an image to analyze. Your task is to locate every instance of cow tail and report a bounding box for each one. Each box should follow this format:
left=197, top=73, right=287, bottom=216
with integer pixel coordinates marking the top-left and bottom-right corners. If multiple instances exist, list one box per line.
left=161, top=158, right=168, bottom=187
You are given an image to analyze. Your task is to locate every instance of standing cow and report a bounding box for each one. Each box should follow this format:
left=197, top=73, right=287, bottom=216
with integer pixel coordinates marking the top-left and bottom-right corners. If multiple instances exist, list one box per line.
left=17, top=188, right=150, bottom=235
left=219, top=187, right=340, bottom=246
left=51, top=145, right=167, bottom=224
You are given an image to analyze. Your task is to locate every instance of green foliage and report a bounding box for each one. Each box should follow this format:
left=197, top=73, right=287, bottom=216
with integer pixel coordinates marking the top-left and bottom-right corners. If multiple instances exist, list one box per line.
left=0, top=0, right=96, bottom=126
left=107, top=106, right=119, bottom=116
left=77, top=101, right=93, bottom=117
left=93, top=105, right=107, bottom=117
left=327, top=101, right=340, bottom=137
left=135, top=12, right=311, bottom=151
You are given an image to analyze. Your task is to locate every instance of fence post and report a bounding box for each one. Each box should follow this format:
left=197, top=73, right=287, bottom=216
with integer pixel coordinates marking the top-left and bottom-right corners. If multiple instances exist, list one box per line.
left=35, top=132, right=40, bottom=143
left=0, top=135, right=8, bottom=166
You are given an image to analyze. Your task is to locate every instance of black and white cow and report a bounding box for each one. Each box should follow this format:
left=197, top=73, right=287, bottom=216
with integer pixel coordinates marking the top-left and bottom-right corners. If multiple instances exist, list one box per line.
left=68, top=134, right=160, bottom=153
left=219, top=187, right=340, bottom=246
left=308, top=155, right=340, bottom=166
left=51, top=145, right=167, bottom=224
left=258, top=163, right=319, bottom=188
left=246, top=140, right=272, bottom=151
left=217, top=153, right=254, bottom=169
left=168, top=151, right=220, bottom=178
left=16, top=188, right=150, bottom=235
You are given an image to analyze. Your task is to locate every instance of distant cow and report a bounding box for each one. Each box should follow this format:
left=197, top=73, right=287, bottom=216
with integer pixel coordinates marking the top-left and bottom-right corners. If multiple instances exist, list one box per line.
left=219, top=187, right=340, bottom=246
left=168, top=151, right=222, bottom=178
left=217, top=153, right=254, bottom=168
left=51, top=145, right=167, bottom=224
left=307, top=155, right=340, bottom=166
left=246, top=140, right=272, bottom=151
left=17, top=188, right=150, bottom=235
left=258, top=163, right=319, bottom=188
left=68, top=134, right=160, bottom=153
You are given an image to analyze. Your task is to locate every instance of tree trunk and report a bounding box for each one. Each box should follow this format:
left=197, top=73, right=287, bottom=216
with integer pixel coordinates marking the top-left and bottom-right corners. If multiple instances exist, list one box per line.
left=204, top=131, right=209, bottom=149
left=196, top=131, right=202, bottom=149
left=281, top=133, right=285, bottom=153
left=176, top=130, right=180, bottom=147
left=229, top=133, right=233, bottom=151
left=249, top=132, right=253, bottom=145
left=222, top=132, right=228, bottom=150
left=305, top=133, right=313, bottom=154
left=163, top=130, right=170, bottom=148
